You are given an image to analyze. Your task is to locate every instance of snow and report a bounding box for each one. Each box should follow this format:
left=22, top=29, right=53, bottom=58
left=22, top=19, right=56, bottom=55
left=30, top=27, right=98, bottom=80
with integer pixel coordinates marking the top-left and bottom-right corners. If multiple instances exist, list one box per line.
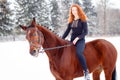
left=0, top=37, right=119, bottom=80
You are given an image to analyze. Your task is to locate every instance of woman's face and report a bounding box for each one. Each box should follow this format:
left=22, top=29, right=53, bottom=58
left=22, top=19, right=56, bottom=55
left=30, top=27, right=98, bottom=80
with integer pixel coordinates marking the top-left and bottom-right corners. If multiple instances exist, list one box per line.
left=72, top=7, right=78, bottom=17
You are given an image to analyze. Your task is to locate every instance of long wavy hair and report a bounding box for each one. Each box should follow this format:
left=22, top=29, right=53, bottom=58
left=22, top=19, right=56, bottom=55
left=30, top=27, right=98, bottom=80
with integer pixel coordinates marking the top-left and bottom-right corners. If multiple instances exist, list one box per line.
left=68, top=4, right=87, bottom=23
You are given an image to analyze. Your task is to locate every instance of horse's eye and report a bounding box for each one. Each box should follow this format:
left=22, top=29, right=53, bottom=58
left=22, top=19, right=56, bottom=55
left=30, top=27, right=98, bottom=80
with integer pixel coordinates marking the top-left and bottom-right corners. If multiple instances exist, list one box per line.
left=33, top=33, right=37, bottom=36
left=29, top=32, right=37, bottom=37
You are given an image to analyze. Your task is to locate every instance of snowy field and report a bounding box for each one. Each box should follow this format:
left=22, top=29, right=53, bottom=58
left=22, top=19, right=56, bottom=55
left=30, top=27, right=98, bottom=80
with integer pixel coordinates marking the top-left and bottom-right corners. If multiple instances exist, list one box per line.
left=0, top=37, right=119, bottom=80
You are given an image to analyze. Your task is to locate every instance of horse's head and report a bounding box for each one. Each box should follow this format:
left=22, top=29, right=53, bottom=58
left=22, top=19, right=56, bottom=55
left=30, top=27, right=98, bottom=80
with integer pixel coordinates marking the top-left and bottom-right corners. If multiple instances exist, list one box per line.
left=20, top=18, right=44, bottom=57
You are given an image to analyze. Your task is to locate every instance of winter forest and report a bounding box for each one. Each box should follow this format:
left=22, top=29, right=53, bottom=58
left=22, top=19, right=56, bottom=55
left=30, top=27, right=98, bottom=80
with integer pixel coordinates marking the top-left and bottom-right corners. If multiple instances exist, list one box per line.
left=0, top=0, right=120, bottom=41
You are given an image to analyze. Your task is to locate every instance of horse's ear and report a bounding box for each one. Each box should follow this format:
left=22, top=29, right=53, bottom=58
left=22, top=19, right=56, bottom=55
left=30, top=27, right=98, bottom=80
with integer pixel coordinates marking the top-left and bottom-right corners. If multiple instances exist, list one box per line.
left=30, top=17, right=36, bottom=28
left=31, top=17, right=36, bottom=24
left=33, top=17, right=35, bottom=22
left=19, top=25, right=27, bottom=31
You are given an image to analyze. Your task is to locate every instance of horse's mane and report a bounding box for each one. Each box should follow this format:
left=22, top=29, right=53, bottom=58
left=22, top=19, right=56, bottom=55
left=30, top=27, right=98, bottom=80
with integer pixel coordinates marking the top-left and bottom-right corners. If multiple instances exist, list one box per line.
left=37, top=24, right=60, bottom=37
left=36, top=24, right=69, bottom=44
left=44, top=26, right=60, bottom=37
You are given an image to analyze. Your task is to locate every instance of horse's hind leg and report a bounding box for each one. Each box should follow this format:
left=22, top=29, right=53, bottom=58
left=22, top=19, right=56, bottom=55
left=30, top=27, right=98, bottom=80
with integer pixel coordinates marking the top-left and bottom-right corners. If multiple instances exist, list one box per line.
left=92, top=66, right=103, bottom=80
left=104, top=68, right=113, bottom=80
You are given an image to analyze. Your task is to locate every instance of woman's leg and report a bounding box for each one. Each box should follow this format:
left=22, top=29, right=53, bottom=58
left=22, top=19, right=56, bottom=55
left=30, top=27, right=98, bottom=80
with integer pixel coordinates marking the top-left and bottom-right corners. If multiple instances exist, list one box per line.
left=75, top=39, right=90, bottom=80
left=75, top=39, right=87, bottom=71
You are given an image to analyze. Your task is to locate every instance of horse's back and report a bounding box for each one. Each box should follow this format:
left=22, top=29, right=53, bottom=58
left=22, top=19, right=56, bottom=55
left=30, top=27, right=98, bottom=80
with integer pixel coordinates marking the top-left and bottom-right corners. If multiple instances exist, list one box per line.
left=86, top=39, right=117, bottom=58
left=85, top=39, right=117, bottom=58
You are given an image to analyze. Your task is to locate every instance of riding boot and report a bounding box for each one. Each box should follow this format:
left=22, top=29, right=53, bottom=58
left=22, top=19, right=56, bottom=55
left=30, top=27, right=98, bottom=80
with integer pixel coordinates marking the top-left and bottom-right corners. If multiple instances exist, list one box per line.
left=84, top=69, right=90, bottom=80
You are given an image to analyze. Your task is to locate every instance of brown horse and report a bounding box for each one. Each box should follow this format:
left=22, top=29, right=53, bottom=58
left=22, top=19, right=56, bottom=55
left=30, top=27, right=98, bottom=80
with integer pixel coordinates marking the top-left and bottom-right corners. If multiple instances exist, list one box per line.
left=20, top=18, right=117, bottom=80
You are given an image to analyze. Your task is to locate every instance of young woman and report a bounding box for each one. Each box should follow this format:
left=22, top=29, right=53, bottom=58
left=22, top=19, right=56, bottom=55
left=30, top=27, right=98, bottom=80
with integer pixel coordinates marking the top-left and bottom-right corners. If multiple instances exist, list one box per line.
left=62, top=4, right=90, bottom=80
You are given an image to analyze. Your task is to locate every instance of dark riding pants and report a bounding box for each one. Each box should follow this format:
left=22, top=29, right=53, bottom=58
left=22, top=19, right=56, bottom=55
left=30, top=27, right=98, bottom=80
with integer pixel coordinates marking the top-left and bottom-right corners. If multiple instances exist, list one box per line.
left=75, top=39, right=88, bottom=71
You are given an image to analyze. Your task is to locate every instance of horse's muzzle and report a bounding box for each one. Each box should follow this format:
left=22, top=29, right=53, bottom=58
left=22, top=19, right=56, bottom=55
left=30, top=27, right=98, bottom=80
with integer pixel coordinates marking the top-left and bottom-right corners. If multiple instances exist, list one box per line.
left=30, top=49, right=39, bottom=57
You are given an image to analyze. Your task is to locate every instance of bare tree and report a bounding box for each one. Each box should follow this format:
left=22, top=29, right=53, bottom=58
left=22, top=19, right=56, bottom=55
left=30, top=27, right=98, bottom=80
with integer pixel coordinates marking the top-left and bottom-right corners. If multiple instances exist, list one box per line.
left=99, top=0, right=109, bottom=35
left=96, top=0, right=110, bottom=35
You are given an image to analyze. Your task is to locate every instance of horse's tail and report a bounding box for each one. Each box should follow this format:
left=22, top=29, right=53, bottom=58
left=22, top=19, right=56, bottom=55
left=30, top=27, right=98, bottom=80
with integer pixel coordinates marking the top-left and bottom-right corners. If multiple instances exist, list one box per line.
left=112, top=66, right=117, bottom=80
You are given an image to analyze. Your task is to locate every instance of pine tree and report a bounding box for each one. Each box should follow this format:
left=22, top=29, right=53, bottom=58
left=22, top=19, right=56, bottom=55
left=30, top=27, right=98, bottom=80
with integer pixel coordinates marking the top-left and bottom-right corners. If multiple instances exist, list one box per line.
left=15, top=0, right=50, bottom=27
left=49, top=0, right=60, bottom=31
left=56, top=0, right=71, bottom=36
left=0, top=0, right=14, bottom=36
left=72, top=0, right=81, bottom=5
left=82, top=0, right=97, bottom=36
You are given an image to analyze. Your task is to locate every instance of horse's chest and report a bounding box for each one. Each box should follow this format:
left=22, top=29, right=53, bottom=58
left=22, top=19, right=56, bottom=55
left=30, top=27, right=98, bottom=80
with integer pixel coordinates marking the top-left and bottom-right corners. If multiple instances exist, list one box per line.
left=49, top=62, right=63, bottom=79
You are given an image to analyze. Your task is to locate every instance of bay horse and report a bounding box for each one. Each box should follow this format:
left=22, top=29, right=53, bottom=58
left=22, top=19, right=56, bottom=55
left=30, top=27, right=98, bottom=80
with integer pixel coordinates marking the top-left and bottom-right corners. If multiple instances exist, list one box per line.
left=20, top=18, right=117, bottom=80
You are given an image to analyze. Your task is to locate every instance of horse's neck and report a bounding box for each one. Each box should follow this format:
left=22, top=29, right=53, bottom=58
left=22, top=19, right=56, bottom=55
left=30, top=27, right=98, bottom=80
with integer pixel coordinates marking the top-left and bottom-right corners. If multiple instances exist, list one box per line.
left=39, top=27, right=58, bottom=47
left=37, top=25, right=64, bottom=53
left=38, top=26, right=65, bottom=64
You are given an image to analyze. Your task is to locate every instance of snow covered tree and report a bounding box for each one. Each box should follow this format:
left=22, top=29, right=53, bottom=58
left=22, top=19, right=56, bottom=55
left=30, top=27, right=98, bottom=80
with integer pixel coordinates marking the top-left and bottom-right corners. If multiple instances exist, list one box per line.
left=15, top=0, right=50, bottom=26
left=56, top=0, right=71, bottom=36
left=82, top=0, right=97, bottom=36
left=0, top=0, right=14, bottom=36
left=49, top=0, right=60, bottom=30
left=72, top=0, right=81, bottom=5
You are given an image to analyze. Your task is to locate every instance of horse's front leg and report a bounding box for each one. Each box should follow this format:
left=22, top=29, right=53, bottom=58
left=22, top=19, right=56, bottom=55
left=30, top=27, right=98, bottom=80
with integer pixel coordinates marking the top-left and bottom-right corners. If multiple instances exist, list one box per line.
left=63, top=76, right=73, bottom=80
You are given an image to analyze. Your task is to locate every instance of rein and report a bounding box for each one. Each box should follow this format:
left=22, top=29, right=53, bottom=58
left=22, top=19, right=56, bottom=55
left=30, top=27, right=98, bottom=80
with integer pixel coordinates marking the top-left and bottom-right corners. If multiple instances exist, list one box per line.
left=39, top=43, right=73, bottom=53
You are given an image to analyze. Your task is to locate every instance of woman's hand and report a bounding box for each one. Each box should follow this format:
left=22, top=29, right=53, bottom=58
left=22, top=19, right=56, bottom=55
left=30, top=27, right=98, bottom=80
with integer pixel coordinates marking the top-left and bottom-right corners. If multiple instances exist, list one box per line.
left=73, top=37, right=79, bottom=45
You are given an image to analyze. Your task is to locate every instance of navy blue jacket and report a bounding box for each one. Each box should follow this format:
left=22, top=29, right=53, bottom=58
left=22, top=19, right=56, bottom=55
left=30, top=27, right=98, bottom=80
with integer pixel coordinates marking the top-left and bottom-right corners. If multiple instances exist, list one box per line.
left=62, top=19, right=88, bottom=42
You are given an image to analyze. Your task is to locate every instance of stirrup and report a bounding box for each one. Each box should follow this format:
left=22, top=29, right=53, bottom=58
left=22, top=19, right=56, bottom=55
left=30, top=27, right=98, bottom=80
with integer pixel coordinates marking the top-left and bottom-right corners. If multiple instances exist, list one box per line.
left=84, top=70, right=90, bottom=80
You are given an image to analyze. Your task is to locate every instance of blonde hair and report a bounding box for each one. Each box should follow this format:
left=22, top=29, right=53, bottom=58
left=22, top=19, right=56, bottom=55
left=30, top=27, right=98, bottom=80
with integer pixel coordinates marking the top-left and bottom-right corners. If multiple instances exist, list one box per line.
left=68, top=4, right=87, bottom=23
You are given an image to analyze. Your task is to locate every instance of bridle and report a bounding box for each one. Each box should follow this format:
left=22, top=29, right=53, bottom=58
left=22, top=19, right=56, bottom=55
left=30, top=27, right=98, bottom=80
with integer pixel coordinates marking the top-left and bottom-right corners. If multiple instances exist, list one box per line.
left=27, top=28, right=44, bottom=53
left=28, top=28, right=73, bottom=53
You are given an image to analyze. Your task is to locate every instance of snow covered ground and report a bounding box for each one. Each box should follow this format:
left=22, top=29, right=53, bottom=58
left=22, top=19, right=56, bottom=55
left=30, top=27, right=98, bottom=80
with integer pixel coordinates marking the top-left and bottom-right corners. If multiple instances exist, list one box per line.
left=0, top=37, right=119, bottom=80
